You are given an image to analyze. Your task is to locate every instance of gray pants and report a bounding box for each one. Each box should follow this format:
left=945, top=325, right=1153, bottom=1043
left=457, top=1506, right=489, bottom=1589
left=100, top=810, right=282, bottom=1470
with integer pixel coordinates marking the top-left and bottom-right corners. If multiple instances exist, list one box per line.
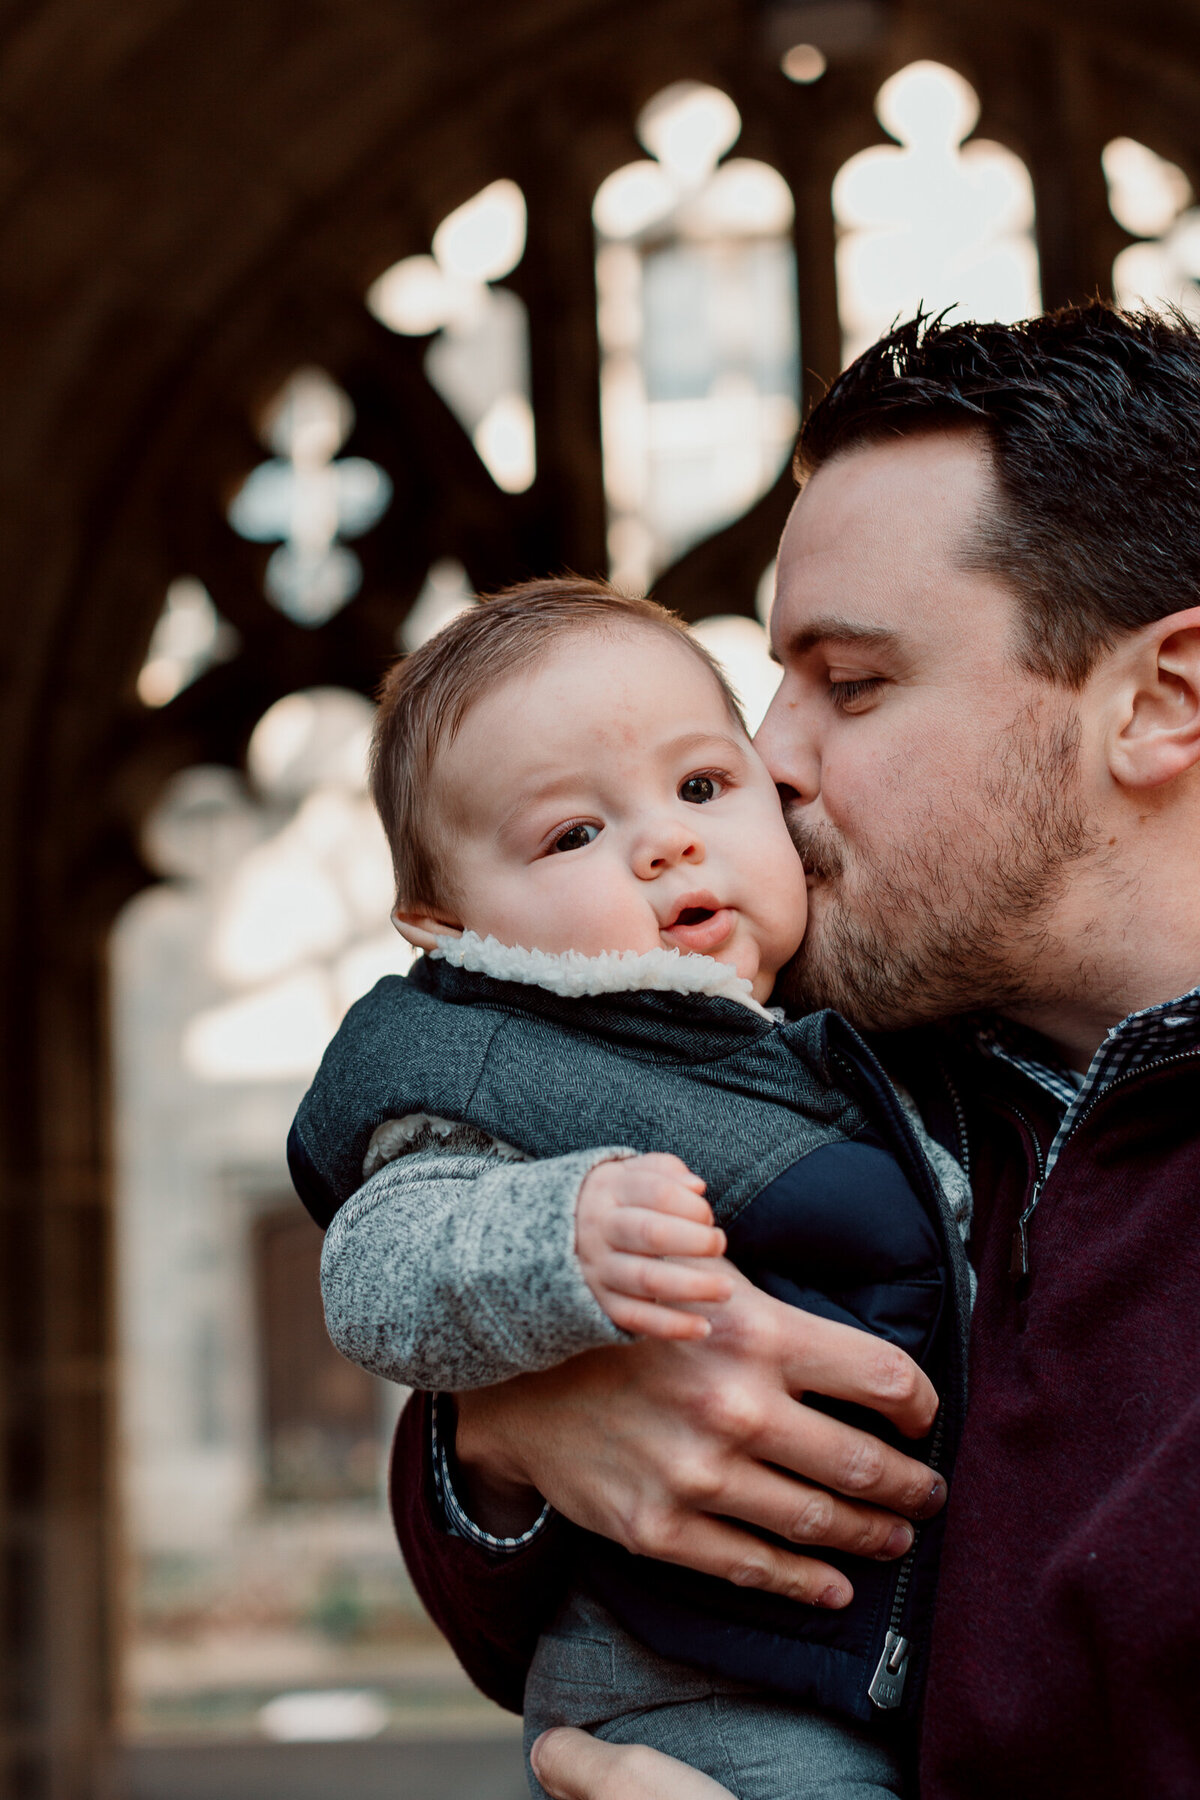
left=523, top=1590, right=910, bottom=1800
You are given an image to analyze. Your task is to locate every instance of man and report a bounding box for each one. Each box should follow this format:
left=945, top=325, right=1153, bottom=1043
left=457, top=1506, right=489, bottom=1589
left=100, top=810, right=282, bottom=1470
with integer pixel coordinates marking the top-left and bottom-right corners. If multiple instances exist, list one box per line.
left=391, top=305, right=1200, bottom=1797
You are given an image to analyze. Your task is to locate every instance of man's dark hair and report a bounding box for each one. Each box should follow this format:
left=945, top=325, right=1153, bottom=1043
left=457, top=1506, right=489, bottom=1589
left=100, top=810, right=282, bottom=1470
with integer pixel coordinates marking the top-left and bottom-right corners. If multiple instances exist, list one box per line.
left=797, top=303, right=1200, bottom=684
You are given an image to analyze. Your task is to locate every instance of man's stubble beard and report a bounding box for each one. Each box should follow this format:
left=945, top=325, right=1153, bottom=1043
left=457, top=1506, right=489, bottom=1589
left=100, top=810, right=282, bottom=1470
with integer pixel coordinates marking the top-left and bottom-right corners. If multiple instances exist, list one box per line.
left=778, top=707, right=1100, bottom=1031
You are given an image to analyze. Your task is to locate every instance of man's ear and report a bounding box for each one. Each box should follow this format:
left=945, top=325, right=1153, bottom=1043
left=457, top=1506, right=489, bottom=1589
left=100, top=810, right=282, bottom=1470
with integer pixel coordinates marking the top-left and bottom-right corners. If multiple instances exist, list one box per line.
left=1109, top=606, right=1200, bottom=790
left=391, top=906, right=464, bottom=953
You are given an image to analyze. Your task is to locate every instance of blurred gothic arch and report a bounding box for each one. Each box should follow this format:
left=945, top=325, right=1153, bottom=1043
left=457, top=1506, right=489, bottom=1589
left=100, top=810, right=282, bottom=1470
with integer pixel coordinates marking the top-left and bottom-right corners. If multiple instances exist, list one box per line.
left=4, top=0, right=1200, bottom=1792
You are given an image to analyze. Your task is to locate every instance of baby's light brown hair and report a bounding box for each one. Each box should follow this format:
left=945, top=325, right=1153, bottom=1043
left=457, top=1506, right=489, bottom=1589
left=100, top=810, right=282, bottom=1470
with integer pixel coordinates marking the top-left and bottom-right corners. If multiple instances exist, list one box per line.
left=371, top=575, right=747, bottom=911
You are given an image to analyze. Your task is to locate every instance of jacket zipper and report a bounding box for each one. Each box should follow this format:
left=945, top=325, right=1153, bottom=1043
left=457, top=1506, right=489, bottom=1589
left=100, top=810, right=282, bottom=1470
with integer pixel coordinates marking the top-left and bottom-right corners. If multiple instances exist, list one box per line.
left=870, top=1062, right=970, bottom=1706
left=867, top=1402, right=947, bottom=1709
left=940, top=1065, right=971, bottom=1186
left=827, top=1028, right=967, bottom=1713
left=1007, top=1049, right=1200, bottom=1281
left=1006, top=1104, right=1046, bottom=1281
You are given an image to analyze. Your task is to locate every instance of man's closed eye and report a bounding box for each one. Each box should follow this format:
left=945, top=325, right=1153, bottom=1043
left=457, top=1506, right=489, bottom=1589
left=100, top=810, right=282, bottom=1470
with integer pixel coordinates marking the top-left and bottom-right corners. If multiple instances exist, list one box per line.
left=828, top=678, right=884, bottom=712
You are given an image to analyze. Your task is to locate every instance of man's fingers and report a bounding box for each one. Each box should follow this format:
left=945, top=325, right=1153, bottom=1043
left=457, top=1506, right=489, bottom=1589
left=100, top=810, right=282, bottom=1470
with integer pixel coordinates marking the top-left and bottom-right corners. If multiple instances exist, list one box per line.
left=755, top=1390, right=945, bottom=1521
left=758, top=1301, right=939, bottom=1441
left=617, top=1509, right=855, bottom=1608
left=600, top=1253, right=732, bottom=1304
left=605, top=1209, right=726, bottom=1258
left=711, top=1462, right=916, bottom=1560
left=531, top=1729, right=732, bottom=1800
left=605, top=1295, right=713, bottom=1340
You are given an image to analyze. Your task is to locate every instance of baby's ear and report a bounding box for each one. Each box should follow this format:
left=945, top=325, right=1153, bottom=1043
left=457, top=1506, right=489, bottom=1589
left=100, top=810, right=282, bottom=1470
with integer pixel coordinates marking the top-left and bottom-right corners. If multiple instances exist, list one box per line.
left=392, top=907, right=463, bottom=953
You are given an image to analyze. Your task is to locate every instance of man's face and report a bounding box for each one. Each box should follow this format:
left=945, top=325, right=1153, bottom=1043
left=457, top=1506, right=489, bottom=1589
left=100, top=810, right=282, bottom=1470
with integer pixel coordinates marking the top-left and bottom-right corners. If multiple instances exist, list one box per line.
left=757, top=428, right=1100, bottom=1030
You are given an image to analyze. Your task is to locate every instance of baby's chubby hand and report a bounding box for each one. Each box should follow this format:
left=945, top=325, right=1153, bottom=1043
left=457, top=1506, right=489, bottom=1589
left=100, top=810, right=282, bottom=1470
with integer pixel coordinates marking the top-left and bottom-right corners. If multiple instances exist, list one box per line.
left=575, top=1153, right=733, bottom=1341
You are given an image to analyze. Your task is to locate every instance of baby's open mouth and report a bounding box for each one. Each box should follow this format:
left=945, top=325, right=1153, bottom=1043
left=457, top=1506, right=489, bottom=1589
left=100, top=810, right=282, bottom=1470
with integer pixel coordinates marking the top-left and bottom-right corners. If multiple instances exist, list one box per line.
left=662, top=897, right=736, bottom=952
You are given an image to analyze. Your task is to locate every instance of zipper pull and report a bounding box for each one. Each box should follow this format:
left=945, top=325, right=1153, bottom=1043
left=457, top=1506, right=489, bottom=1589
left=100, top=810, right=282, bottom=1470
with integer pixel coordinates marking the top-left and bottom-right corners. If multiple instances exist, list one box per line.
left=868, top=1631, right=910, bottom=1709
left=1010, top=1218, right=1029, bottom=1280
left=1009, top=1180, right=1043, bottom=1282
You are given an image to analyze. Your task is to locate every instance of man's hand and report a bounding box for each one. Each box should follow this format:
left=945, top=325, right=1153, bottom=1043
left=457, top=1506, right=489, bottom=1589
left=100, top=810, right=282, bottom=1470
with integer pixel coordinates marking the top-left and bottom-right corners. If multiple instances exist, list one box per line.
left=453, top=1264, right=944, bottom=1609
left=576, top=1154, right=733, bottom=1340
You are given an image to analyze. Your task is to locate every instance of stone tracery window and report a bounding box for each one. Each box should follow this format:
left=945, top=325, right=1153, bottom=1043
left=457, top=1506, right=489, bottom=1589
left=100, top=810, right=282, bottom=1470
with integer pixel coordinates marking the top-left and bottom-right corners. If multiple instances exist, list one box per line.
left=137, top=577, right=240, bottom=707
left=227, top=368, right=394, bottom=627
left=367, top=179, right=536, bottom=494
left=834, top=61, right=1041, bottom=364
left=593, top=81, right=801, bottom=593
left=1104, top=136, right=1200, bottom=321
left=113, top=689, right=461, bottom=1739
left=399, top=557, right=478, bottom=653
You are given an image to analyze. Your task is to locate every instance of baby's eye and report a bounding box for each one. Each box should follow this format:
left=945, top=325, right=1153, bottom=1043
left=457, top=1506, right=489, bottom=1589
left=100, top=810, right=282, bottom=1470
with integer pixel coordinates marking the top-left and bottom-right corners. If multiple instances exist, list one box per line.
left=551, top=822, right=600, bottom=853
left=679, top=774, right=721, bottom=804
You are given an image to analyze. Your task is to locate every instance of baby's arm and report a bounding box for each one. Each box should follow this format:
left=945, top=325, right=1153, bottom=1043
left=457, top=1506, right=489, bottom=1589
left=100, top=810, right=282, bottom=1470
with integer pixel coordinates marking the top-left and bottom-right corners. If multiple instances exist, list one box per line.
left=321, top=1133, right=632, bottom=1389
left=320, top=1130, right=731, bottom=1390
left=575, top=1154, right=732, bottom=1339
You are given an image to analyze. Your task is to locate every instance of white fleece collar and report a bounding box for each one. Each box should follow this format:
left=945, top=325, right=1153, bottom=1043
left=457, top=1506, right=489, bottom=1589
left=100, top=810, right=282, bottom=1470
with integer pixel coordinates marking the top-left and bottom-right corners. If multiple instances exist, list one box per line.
left=431, top=930, right=773, bottom=1016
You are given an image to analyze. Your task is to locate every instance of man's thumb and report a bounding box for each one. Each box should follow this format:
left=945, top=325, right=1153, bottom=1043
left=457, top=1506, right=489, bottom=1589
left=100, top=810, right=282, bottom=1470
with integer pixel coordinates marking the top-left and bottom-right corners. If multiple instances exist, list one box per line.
left=530, top=1729, right=597, bottom=1798
left=529, top=1727, right=732, bottom=1799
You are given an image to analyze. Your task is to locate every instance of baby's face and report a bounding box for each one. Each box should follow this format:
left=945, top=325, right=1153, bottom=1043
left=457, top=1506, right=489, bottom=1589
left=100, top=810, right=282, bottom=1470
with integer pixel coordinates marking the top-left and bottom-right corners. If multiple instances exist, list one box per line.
left=417, top=627, right=807, bottom=1003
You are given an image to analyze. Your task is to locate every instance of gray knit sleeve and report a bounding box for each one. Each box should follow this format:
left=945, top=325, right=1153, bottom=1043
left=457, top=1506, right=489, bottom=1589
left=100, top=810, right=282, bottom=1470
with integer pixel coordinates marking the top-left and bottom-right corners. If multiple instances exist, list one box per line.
left=320, top=1128, right=636, bottom=1390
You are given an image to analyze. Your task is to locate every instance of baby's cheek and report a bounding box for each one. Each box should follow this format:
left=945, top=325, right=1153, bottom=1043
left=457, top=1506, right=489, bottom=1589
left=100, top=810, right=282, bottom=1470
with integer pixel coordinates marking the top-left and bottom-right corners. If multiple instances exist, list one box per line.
left=763, top=862, right=808, bottom=967
left=791, top=868, right=809, bottom=941
left=517, top=869, right=655, bottom=957
left=567, top=898, right=663, bottom=958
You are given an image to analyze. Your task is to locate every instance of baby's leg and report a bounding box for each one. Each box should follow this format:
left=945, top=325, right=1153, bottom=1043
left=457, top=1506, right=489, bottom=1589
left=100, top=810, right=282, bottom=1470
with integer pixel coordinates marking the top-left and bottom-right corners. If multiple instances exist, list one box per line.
left=523, top=1590, right=909, bottom=1800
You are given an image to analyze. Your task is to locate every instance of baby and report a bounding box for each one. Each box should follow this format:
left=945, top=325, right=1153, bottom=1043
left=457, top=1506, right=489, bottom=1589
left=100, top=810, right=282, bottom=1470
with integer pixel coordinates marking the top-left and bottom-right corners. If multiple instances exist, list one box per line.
left=289, top=577, right=973, bottom=1800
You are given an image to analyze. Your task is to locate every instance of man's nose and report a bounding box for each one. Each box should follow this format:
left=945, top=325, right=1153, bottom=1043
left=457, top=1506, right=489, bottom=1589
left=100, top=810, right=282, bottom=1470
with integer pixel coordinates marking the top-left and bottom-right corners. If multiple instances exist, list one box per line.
left=755, top=681, right=821, bottom=805
left=632, top=818, right=704, bottom=879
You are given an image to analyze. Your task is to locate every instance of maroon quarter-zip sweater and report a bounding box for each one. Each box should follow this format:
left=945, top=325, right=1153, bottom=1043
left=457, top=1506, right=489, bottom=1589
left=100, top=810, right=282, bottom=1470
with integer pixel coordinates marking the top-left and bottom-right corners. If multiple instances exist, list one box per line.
left=389, top=1042, right=1200, bottom=1796
left=919, top=1047, right=1200, bottom=1797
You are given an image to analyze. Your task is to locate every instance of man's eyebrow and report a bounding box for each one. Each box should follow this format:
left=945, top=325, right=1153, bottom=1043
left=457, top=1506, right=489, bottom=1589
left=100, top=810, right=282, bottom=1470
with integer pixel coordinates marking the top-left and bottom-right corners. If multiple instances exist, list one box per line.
left=769, top=618, right=901, bottom=664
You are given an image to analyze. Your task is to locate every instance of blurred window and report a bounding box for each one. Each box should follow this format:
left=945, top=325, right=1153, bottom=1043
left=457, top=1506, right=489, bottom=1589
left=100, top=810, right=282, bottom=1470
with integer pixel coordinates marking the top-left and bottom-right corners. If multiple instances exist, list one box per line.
left=397, top=557, right=478, bottom=653
left=112, top=690, right=505, bottom=1743
left=1104, top=136, right=1200, bottom=322
left=138, top=578, right=240, bottom=708
left=368, top=180, right=536, bottom=492
left=255, top=1207, right=380, bottom=1503
left=594, top=82, right=800, bottom=593
left=834, top=60, right=1041, bottom=364
left=228, top=369, right=393, bottom=627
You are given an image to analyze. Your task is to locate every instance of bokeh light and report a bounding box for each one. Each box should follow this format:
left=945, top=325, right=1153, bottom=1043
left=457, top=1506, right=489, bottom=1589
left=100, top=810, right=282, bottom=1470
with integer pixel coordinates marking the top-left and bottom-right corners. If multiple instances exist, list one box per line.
left=137, top=578, right=239, bottom=707
left=1104, top=136, right=1200, bottom=322
left=780, top=43, right=827, bottom=83
left=367, top=181, right=536, bottom=492
left=228, top=369, right=392, bottom=628
left=834, top=61, right=1040, bottom=364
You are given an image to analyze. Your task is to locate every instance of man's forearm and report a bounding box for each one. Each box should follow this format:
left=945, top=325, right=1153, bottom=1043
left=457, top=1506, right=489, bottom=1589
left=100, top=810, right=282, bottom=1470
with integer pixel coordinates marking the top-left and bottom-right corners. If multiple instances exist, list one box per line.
left=450, top=1388, right=549, bottom=1536
left=389, top=1390, right=570, bottom=1712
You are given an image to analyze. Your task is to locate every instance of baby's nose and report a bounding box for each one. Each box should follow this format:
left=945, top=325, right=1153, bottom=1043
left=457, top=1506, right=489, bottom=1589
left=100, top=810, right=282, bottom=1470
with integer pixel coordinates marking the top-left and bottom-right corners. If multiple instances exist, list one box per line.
left=635, top=822, right=703, bottom=876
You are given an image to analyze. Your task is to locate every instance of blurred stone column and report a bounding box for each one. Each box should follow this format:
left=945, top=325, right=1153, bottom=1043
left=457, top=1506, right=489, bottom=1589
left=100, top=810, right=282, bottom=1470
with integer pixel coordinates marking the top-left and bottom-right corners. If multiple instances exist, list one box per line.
left=1, top=918, right=117, bottom=1800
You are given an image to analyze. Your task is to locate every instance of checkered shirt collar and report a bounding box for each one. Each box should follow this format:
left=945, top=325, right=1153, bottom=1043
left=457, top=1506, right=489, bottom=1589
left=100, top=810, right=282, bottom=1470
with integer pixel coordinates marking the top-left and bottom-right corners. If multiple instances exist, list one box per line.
left=973, top=983, right=1200, bottom=1178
